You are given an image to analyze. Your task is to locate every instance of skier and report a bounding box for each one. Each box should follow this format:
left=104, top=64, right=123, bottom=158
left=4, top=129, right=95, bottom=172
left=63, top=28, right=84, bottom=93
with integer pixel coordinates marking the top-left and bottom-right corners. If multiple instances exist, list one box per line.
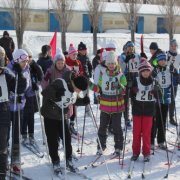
left=37, top=45, right=53, bottom=75
left=151, top=52, right=175, bottom=149
left=166, top=39, right=180, bottom=126
left=130, top=58, right=157, bottom=162
left=41, top=71, right=88, bottom=176
left=65, top=43, right=84, bottom=135
left=89, top=51, right=127, bottom=156
left=21, top=46, right=43, bottom=145
left=6, top=49, right=29, bottom=174
left=0, top=31, right=15, bottom=61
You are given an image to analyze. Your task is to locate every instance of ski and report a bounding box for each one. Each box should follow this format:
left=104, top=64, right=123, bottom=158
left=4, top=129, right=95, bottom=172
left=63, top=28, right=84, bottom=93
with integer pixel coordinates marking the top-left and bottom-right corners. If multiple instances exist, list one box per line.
left=92, top=154, right=121, bottom=168
left=141, top=161, right=150, bottom=179
left=7, top=171, right=33, bottom=180
left=22, top=142, right=44, bottom=158
left=167, top=141, right=180, bottom=149
left=155, top=146, right=174, bottom=154
left=84, top=155, right=102, bottom=169
left=71, top=134, right=93, bottom=145
left=127, top=160, right=136, bottom=179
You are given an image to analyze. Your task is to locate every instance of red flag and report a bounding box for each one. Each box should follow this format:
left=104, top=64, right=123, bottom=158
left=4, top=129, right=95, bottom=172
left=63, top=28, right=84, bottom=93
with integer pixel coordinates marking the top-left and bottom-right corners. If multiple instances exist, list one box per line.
left=50, top=31, right=57, bottom=59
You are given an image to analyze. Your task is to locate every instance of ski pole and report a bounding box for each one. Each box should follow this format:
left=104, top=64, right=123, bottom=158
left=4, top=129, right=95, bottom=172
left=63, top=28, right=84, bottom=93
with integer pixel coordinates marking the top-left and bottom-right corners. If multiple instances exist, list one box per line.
left=10, top=74, right=18, bottom=180
left=61, top=99, right=67, bottom=180
left=35, top=90, right=46, bottom=145
left=80, top=106, right=87, bottom=157
left=75, top=106, right=80, bottom=153
left=88, top=104, right=112, bottom=180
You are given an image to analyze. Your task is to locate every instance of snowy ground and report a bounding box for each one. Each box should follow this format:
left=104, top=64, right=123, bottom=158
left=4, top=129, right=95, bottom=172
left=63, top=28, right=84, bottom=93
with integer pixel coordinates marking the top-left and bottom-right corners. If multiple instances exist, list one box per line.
left=4, top=31, right=180, bottom=179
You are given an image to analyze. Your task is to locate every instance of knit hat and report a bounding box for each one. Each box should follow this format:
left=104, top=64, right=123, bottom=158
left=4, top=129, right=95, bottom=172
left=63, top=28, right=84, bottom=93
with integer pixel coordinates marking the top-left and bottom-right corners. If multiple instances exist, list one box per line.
left=3, top=31, right=9, bottom=37
left=156, top=52, right=166, bottom=62
left=73, top=75, right=88, bottom=91
left=0, top=46, right=5, bottom=68
left=126, top=41, right=134, bottom=48
left=22, top=44, right=33, bottom=57
left=106, top=42, right=116, bottom=50
left=41, top=45, right=51, bottom=55
left=105, top=51, right=118, bottom=66
left=170, top=39, right=178, bottom=46
left=63, top=51, right=68, bottom=56
left=54, top=48, right=65, bottom=62
left=78, top=42, right=87, bottom=51
left=68, top=43, right=78, bottom=55
left=13, top=49, right=29, bottom=63
left=138, top=58, right=152, bottom=73
left=149, top=42, right=158, bottom=50
left=97, top=49, right=101, bottom=54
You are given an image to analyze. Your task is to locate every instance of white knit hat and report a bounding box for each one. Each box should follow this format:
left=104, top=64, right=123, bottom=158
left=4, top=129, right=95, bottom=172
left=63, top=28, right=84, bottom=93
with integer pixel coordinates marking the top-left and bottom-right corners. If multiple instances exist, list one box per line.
left=54, top=48, right=65, bottom=62
left=22, top=44, right=33, bottom=57
left=105, top=51, right=118, bottom=66
left=106, top=42, right=116, bottom=49
left=13, top=49, right=29, bottom=63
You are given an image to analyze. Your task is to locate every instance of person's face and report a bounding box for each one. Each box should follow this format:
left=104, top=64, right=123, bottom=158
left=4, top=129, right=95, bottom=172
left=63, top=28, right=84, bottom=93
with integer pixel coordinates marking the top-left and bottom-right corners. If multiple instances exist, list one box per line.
left=19, top=60, right=28, bottom=69
left=158, top=60, right=167, bottom=67
left=107, top=63, right=116, bottom=71
left=141, top=70, right=151, bottom=78
left=28, top=56, right=33, bottom=64
left=69, top=52, right=78, bottom=61
left=170, top=44, right=177, bottom=52
left=150, top=49, right=156, bottom=55
left=55, top=60, right=65, bottom=71
left=48, top=49, right=52, bottom=56
left=79, top=50, right=86, bottom=56
left=127, top=46, right=134, bottom=54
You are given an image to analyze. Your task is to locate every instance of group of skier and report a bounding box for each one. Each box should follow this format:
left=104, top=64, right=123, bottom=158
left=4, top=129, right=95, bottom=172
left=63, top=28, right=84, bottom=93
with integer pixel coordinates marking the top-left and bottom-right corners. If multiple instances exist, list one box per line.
left=0, top=29, right=180, bottom=180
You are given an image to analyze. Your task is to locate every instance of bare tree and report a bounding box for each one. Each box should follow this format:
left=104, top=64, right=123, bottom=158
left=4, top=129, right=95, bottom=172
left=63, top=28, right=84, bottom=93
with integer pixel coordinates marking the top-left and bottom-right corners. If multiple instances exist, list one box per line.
left=158, top=0, right=180, bottom=42
left=51, top=0, right=74, bottom=52
left=86, top=0, right=105, bottom=54
left=3, top=0, right=30, bottom=48
left=120, top=0, right=142, bottom=42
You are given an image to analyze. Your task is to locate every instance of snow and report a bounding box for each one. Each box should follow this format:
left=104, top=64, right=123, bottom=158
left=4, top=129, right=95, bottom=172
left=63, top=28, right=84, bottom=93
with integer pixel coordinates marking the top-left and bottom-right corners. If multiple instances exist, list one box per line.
left=3, top=30, right=180, bottom=179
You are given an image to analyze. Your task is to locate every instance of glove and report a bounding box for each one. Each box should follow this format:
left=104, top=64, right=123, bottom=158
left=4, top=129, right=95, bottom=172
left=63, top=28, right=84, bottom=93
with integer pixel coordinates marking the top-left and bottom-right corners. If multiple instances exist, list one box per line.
left=140, top=52, right=147, bottom=59
left=32, top=83, right=39, bottom=91
left=13, top=63, right=22, bottom=76
left=124, top=54, right=135, bottom=63
left=83, top=96, right=90, bottom=105
left=169, top=64, right=177, bottom=73
left=132, top=87, right=138, bottom=94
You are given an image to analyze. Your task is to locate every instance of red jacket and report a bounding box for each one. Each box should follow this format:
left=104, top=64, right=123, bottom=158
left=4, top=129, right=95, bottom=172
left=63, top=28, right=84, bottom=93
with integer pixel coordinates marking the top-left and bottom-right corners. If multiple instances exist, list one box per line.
left=65, top=57, right=84, bottom=75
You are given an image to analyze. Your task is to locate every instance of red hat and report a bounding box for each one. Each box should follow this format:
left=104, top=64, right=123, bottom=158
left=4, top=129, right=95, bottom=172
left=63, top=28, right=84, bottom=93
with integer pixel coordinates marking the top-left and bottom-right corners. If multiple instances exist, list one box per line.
left=138, top=58, right=152, bottom=73
left=68, top=43, right=78, bottom=55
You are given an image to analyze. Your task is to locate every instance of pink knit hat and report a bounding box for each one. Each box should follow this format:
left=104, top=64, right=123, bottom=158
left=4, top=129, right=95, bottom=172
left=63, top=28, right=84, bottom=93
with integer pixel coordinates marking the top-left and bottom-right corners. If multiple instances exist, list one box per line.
left=68, top=43, right=78, bottom=55
left=138, top=58, right=152, bottom=73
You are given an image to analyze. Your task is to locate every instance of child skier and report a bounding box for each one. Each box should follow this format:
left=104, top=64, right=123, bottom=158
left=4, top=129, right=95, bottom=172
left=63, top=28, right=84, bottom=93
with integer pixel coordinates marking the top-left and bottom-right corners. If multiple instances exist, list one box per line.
left=6, top=49, right=31, bottom=174
left=0, top=46, right=26, bottom=180
left=89, top=51, right=127, bottom=155
left=151, top=52, right=175, bottom=149
left=21, top=47, right=43, bottom=145
left=41, top=71, right=88, bottom=176
left=131, top=58, right=156, bottom=162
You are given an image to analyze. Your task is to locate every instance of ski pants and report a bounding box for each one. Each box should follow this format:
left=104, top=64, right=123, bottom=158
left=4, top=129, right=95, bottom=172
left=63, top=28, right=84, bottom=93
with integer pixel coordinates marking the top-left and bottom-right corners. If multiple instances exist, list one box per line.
left=0, top=125, right=9, bottom=179
left=132, top=115, right=153, bottom=156
left=169, top=86, right=178, bottom=120
left=151, top=103, right=168, bottom=145
left=98, top=111, right=124, bottom=150
left=21, top=111, right=34, bottom=137
left=44, top=117, right=72, bottom=164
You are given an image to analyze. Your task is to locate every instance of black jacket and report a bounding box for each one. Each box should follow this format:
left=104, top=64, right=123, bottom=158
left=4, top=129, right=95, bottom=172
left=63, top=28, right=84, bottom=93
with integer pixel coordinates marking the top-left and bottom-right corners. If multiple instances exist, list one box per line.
left=131, top=76, right=157, bottom=116
left=77, top=53, right=92, bottom=78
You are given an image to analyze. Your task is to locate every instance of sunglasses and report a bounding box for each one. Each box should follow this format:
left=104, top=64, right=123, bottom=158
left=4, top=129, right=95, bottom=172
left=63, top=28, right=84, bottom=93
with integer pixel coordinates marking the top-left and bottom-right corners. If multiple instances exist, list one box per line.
left=15, top=54, right=28, bottom=62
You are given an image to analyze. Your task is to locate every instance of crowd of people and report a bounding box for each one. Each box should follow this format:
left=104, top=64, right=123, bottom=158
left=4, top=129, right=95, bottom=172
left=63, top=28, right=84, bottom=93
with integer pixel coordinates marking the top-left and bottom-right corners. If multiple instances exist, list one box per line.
left=0, top=30, right=180, bottom=179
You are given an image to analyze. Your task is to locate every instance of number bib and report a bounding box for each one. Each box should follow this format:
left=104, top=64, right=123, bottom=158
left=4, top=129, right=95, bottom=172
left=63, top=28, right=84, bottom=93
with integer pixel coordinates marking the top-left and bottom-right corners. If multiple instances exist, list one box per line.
left=101, top=73, right=122, bottom=95
left=0, top=74, right=9, bottom=102
left=55, top=79, right=77, bottom=108
left=156, top=68, right=171, bottom=88
left=136, top=77, right=155, bottom=102
left=129, top=55, right=139, bottom=73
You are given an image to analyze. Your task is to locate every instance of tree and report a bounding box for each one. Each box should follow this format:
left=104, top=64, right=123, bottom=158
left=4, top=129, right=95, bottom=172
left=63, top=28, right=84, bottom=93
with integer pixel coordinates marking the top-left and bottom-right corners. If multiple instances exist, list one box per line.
left=3, top=0, right=30, bottom=48
left=120, top=0, right=142, bottom=42
left=51, top=0, right=74, bottom=52
left=158, top=0, right=180, bottom=42
left=86, top=0, right=105, bottom=55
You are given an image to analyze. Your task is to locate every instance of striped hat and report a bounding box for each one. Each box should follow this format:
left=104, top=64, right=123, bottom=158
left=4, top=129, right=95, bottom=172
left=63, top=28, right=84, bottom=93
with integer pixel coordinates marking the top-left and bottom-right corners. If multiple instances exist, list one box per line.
left=138, top=58, right=152, bottom=73
left=68, top=43, right=78, bottom=55
left=156, top=52, right=166, bottom=62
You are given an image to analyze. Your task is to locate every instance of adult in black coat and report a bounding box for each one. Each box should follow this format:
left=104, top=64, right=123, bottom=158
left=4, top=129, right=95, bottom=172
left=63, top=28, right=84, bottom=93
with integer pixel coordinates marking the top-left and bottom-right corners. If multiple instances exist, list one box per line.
left=0, top=31, right=15, bottom=61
